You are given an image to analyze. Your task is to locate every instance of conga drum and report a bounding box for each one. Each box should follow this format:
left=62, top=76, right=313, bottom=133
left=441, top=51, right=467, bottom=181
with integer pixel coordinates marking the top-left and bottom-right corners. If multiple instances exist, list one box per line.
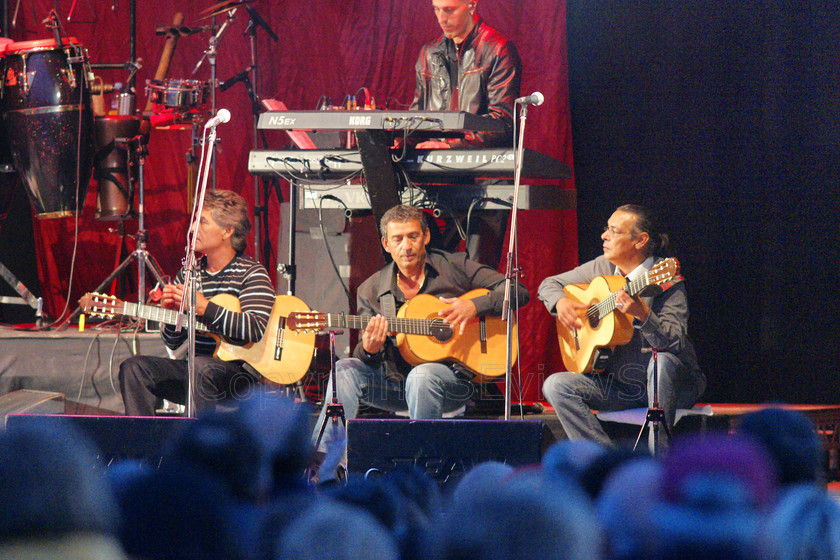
left=0, top=38, right=95, bottom=219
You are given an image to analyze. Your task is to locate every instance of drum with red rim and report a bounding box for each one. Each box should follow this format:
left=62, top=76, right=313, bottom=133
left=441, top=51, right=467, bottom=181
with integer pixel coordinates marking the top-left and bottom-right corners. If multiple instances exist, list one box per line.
left=0, top=38, right=95, bottom=219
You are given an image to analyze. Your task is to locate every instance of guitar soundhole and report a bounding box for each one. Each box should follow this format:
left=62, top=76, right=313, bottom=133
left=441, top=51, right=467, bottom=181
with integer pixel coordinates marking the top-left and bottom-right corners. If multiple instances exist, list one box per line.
left=429, top=319, right=453, bottom=343
left=588, top=315, right=599, bottom=329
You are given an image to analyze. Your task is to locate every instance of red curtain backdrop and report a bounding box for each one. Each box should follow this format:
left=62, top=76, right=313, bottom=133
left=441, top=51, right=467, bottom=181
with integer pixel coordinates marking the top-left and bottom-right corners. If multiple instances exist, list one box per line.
left=9, top=0, right=576, bottom=402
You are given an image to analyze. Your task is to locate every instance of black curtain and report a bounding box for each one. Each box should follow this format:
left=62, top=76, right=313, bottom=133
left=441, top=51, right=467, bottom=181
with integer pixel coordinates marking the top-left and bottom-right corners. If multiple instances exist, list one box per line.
left=567, top=1, right=840, bottom=403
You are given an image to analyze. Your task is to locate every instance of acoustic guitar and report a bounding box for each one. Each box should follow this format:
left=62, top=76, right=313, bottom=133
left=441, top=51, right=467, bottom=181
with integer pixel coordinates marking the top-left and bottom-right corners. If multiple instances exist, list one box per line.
left=556, top=258, right=680, bottom=373
left=286, top=289, right=514, bottom=382
left=79, top=292, right=316, bottom=385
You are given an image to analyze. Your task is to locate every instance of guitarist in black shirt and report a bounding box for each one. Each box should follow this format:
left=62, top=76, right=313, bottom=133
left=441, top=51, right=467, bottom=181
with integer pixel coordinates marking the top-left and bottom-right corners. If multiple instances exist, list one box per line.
left=313, top=205, right=529, bottom=452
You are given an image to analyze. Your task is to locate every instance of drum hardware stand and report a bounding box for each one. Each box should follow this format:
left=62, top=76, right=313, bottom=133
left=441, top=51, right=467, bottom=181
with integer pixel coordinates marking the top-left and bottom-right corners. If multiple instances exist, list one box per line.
left=243, top=4, right=279, bottom=267
left=193, top=8, right=237, bottom=191
left=633, top=346, right=672, bottom=456
left=59, top=133, right=167, bottom=329
left=0, top=261, right=49, bottom=327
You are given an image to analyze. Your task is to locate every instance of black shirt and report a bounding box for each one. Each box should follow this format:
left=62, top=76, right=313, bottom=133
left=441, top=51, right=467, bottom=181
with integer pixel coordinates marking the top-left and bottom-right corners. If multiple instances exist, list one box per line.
left=352, top=249, right=529, bottom=377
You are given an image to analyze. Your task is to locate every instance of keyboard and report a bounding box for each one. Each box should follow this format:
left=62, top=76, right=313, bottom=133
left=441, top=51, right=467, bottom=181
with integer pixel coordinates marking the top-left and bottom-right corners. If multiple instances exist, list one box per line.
left=256, top=110, right=506, bottom=132
left=248, top=148, right=571, bottom=180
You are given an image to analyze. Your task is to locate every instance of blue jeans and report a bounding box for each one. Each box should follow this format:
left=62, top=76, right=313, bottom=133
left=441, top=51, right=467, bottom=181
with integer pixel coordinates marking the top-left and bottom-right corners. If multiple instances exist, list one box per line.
left=542, top=352, right=703, bottom=447
left=313, top=358, right=474, bottom=451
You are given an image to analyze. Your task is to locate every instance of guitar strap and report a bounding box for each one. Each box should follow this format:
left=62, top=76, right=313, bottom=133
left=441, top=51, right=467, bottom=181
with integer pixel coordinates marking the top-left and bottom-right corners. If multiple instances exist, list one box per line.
left=380, top=294, right=397, bottom=319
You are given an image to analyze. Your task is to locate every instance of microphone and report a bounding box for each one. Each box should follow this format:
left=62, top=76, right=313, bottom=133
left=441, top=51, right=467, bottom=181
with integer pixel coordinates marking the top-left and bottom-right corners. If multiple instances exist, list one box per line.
left=204, top=108, right=231, bottom=129
left=515, top=92, right=544, bottom=105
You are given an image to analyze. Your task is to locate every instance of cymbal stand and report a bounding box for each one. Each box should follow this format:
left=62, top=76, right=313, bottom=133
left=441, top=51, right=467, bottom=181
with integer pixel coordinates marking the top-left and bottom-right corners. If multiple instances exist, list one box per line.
left=60, top=134, right=167, bottom=328
left=314, top=330, right=346, bottom=452
left=193, top=8, right=238, bottom=191
left=633, top=347, right=672, bottom=456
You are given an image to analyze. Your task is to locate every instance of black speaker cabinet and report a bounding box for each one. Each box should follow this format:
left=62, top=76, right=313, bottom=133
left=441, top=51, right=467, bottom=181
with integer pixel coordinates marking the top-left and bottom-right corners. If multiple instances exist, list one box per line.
left=0, top=390, right=65, bottom=426
left=347, top=419, right=555, bottom=489
left=5, top=415, right=192, bottom=467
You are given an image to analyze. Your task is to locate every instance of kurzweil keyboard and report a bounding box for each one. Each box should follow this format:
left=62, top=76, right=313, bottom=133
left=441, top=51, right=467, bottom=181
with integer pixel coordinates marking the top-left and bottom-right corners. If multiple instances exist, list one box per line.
left=256, top=110, right=505, bottom=132
left=297, top=184, right=576, bottom=212
left=248, top=148, right=571, bottom=180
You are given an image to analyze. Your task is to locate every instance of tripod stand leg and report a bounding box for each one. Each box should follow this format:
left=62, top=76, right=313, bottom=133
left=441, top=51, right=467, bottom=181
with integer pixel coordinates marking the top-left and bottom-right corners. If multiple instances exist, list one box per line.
left=314, top=402, right=346, bottom=452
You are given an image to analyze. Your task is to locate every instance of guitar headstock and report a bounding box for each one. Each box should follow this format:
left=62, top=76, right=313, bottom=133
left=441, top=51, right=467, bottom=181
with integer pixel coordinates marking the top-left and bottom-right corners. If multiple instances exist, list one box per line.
left=287, top=312, right=327, bottom=333
left=648, top=258, right=680, bottom=286
left=79, top=292, right=125, bottom=319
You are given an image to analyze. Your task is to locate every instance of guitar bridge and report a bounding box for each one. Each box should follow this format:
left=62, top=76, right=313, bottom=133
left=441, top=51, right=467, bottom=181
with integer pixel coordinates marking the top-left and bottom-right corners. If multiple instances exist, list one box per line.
left=479, top=317, right=487, bottom=354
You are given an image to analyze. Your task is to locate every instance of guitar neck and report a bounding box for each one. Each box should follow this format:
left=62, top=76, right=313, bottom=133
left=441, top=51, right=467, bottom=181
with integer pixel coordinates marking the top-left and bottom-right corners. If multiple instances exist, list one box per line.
left=322, top=314, right=439, bottom=336
left=122, top=301, right=210, bottom=333
left=592, top=273, right=651, bottom=320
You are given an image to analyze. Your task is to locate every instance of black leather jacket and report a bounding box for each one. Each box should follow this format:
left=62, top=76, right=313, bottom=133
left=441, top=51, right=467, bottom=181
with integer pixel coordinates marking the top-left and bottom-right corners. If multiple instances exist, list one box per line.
left=409, top=18, right=521, bottom=148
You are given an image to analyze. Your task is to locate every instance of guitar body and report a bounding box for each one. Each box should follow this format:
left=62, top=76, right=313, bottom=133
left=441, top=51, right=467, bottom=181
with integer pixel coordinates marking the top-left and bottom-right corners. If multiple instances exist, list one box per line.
left=216, top=295, right=316, bottom=385
left=558, top=275, right=634, bottom=373
left=395, top=289, right=515, bottom=381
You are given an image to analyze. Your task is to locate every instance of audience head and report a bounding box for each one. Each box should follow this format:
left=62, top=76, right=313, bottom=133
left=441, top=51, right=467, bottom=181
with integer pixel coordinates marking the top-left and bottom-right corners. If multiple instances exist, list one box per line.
left=761, top=483, right=840, bottom=560
left=542, top=439, right=608, bottom=487
left=277, top=500, right=399, bottom=560
left=164, top=391, right=313, bottom=501
left=0, top=418, right=118, bottom=542
left=431, top=471, right=600, bottom=560
left=737, top=406, right=824, bottom=486
left=450, top=460, right=514, bottom=505
left=579, top=445, right=649, bottom=500
left=652, top=433, right=778, bottom=560
left=117, top=462, right=245, bottom=560
left=596, top=458, right=663, bottom=560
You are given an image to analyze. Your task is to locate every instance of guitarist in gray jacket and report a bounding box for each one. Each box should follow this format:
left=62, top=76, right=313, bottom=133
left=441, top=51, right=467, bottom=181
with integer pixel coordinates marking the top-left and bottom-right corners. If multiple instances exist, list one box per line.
left=539, top=204, right=705, bottom=447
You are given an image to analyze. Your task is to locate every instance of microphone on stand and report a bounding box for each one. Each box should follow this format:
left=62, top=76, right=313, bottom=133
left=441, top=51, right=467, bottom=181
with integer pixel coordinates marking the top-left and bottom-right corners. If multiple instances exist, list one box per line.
left=204, top=108, right=231, bottom=129
left=515, top=92, right=544, bottom=106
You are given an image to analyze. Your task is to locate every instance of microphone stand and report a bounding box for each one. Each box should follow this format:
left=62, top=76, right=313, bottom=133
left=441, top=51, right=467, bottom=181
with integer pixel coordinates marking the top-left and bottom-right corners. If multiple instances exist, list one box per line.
left=176, top=123, right=219, bottom=417
left=243, top=5, right=279, bottom=268
left=501, top=101, right=531, bottom=421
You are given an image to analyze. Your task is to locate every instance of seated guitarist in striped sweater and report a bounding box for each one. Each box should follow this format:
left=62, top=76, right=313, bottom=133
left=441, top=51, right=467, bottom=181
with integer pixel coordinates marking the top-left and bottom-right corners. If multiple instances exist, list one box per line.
left=314, top=204, right=529, bottom=450
left=119, top=190, right=276, bottom=416
left=539, top=204, right=706, bottom=447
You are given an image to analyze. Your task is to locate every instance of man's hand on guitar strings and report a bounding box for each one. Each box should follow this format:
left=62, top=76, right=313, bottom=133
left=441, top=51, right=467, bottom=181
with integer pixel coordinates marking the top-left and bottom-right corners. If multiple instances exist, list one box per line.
left=615, top=290, right=649, bottom=323
left=362, top=314, right=389, bottom=354
left=438, top=297, right=478, bottom=335
left=161, top=284, right=209, bottom=316
left=555, top=298, right=588, bottom=331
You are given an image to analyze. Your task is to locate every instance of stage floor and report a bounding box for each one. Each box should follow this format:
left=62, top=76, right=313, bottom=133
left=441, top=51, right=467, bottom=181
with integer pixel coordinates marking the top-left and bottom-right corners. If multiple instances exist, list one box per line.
left=0, top=326, right=170, bottom=414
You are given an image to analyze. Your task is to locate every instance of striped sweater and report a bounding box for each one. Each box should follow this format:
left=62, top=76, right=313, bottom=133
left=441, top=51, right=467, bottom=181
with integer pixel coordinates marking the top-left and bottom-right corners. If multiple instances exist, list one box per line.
left=161, top=254, right=276, bottom=355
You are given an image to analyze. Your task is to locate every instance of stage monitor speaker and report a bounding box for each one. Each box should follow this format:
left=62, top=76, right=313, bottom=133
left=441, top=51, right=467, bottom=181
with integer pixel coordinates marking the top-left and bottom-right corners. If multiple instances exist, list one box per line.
left=0, top=389, right=64, bottom=427
left=5, top=415, right=192, bottom=467
left=347, top=419, right=555, bottom=490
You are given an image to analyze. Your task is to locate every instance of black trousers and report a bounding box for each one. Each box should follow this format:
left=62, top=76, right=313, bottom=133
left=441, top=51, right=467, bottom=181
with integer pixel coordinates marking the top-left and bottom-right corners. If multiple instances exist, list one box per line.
left=119, top=355, right=260, bottom=416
